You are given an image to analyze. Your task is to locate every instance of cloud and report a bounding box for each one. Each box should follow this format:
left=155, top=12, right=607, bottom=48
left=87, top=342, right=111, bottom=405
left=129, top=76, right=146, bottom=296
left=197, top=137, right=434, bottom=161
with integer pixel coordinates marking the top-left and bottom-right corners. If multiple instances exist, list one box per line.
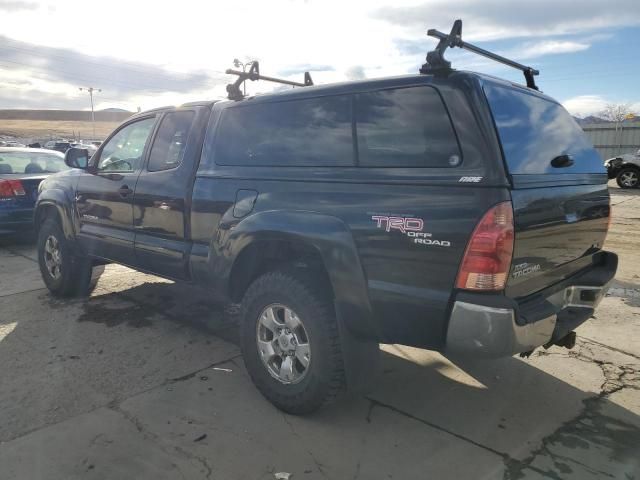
left=277, top=64, right=335, bottom=76
left=372, top=0, right=640, bottom=41
left=563, top=96, right=640, bottom=118
left=563, top=95, right=607, bottom=117
left=0, top=0, right=638, bottom=111
left=0, top=0, right=37, bottom=11
left=0, top=35, right=229, bottom=109
left=345, top=65, right=366, bottom=80
left=515, top=40, right=591, bottom=59
left=0, top=35, right=220, bottom=95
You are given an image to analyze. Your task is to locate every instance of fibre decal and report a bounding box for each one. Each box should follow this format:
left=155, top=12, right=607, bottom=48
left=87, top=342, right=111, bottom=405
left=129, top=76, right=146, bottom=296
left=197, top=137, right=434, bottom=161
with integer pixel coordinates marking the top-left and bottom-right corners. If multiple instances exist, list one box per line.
left=371, top=215, right=451, bottom=247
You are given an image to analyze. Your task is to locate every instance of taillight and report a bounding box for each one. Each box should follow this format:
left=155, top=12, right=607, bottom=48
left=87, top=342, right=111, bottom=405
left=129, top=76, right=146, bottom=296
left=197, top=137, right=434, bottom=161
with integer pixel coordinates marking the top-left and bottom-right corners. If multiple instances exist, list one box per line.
left=0, top=179, right=26, bottom=198
left=456, top=201, right=514, bottom=291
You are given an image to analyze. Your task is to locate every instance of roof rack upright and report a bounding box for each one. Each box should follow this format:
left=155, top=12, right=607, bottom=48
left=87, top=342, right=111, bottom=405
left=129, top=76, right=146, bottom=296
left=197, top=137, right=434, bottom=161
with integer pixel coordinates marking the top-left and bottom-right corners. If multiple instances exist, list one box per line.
left=420, top=19, right=540, bottom=90
left=225, top=61, right=314, bottom=101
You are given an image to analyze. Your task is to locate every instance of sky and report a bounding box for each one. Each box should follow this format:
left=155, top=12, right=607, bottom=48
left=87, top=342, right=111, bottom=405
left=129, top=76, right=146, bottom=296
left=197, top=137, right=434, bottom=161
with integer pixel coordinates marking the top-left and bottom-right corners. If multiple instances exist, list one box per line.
left=0, top=0, right=639, bottom=117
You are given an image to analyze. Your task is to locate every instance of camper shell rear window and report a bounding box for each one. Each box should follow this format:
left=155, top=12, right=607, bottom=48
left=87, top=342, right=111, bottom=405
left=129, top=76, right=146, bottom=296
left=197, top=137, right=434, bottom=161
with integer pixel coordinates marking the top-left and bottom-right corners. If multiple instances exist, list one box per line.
left=484, top=83, right=605, bottom=175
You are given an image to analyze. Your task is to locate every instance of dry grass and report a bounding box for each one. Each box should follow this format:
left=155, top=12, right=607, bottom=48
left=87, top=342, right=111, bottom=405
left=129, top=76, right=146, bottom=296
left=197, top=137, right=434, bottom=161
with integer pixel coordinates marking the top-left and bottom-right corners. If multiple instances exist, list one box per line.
left=0, top=119, right=123, bottom=140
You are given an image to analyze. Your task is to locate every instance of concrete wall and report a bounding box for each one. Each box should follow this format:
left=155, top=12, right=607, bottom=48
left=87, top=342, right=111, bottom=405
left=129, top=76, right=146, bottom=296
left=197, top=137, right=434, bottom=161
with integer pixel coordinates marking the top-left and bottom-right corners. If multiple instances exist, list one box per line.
left=582, top=123, right=640, bottom=160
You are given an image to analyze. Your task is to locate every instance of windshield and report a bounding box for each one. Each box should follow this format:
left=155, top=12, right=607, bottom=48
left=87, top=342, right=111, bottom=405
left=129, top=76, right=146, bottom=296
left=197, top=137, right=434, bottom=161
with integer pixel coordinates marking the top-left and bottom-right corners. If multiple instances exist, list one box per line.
left=0, top=151, right=69, bottom=174
left=484, top=83, right=605, bottom=175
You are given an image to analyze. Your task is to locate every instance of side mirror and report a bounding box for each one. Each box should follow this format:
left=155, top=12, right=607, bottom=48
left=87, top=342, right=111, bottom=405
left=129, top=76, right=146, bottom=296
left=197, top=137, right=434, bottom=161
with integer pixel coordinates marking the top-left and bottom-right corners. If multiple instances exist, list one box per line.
left=64, top=147, right=89, bottom=169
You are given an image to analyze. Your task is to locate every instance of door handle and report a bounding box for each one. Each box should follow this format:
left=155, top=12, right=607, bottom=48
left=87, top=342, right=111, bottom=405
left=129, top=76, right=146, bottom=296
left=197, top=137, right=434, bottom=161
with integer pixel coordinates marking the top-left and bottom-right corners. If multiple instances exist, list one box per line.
left=118, top=185, right=133, bottom=197
left=551, top=154, right=574, bottom=168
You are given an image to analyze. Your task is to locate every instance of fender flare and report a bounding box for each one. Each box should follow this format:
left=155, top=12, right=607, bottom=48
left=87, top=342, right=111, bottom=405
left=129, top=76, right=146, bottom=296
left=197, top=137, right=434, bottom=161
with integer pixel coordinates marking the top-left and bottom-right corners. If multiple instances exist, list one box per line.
left=213, top=210, right=379, bottom=340
left=34, top=189, right=76, bottom=241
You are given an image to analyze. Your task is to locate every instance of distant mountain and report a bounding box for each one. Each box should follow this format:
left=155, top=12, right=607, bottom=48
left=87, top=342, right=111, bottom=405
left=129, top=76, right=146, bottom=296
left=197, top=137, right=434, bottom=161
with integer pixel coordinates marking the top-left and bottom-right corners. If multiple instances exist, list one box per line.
left=98, top=108, right=131, bottom=113
left=573, top=115, right=610, bottom=126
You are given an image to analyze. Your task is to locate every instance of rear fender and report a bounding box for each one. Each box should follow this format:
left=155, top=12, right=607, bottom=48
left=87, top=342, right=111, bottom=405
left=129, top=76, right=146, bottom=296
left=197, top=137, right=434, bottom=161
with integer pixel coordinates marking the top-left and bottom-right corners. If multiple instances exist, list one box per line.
left=213, top=210, right=378, bottom=340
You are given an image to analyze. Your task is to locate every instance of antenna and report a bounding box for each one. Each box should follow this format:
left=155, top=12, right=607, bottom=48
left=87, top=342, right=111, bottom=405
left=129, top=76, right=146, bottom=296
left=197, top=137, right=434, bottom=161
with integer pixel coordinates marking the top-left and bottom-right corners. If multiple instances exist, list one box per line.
left=420, top=19, right=540, bottom=90
left=225, top=61, right=314, bottom=101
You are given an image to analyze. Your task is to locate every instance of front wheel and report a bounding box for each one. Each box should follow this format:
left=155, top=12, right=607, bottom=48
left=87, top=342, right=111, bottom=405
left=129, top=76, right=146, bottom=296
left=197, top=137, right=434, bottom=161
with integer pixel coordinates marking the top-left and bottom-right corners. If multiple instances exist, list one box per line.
left=240, top=269, right=345, bottom=414
left=616, top=167, right=640, bottom=188
left=37, top=217, right=97, bottom=297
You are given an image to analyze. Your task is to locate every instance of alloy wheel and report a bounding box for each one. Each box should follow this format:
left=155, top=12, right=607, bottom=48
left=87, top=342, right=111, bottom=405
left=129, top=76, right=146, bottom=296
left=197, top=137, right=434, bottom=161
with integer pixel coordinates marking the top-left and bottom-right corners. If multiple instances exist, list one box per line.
left=43, top=235, right=62, bottom=280
left=256, top=304, right=311, bottom=384
left=620, top=171, right=639, bottom=187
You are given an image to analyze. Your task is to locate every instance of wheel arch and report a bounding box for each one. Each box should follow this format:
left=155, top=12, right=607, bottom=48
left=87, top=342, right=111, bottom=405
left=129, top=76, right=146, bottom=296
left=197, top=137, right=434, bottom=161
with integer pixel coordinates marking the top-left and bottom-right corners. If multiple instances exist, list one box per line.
left=34, top=190, right=75, bottom=241
left=218, top=210, right=378, bottom=340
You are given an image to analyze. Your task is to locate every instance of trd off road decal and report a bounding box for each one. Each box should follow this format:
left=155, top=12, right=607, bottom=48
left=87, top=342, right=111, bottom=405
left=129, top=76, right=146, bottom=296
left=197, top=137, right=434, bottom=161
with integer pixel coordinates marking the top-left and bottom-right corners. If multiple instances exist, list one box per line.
left=371, top=215, right=451, bottom=247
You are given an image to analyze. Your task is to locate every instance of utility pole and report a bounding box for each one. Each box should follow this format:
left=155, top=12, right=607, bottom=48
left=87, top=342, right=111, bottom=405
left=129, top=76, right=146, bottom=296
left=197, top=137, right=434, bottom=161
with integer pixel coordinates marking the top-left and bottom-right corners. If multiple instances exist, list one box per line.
left=79, top=86, right=101, bottom=138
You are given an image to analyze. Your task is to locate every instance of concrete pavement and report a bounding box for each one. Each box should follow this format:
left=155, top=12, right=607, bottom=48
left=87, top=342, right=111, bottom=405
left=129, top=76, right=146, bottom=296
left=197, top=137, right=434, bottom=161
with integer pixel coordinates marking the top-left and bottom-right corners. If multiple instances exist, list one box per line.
left=0, top=188, right=638, bottom=479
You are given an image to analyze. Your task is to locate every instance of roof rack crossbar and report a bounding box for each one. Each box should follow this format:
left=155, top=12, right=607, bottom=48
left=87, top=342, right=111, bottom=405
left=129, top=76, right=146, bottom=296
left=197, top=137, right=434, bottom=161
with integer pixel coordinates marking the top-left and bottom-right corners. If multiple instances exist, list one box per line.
left=420, top=19, right=540, bottom=90
left=225, top=61, right=314, bottom=100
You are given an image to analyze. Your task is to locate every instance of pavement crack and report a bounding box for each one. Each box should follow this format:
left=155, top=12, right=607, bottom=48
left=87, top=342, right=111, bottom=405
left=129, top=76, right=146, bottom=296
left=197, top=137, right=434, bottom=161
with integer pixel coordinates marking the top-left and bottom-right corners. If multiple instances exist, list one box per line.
left=364, top=397, right=551, bottom=478
left=351, top=460, right=361, bottom=480
left=281, top=412, right=329, bottom=479
left=579, top=336, right=640, bottom=361
left=110, top=403, right=212, bottom=480
left=507, top=341, right=640, bottom=479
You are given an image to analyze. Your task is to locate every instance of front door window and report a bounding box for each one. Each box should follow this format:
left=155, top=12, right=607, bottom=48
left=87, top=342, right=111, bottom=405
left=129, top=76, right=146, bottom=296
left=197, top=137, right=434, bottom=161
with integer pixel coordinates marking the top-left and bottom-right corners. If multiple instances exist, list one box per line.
left=96, top=118, right=156, bottom=173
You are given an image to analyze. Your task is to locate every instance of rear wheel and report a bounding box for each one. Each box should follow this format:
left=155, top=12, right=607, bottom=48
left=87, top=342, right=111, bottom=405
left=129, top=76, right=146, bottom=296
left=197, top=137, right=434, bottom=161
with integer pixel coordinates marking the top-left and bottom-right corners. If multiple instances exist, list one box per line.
left=37, top=217, right=98, bottom=297
left=240, top=269, right=345, bottom=414
left=616, top=167, right=640, bottom=188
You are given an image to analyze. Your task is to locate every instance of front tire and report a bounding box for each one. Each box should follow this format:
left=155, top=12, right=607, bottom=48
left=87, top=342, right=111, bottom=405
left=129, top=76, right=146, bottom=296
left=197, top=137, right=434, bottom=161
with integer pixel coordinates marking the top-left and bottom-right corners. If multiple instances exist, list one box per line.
left=240, top=269, right=345, bottom=414
left=616, top=167, right=640, bottom=188
left=37, top=217, right=96, bottom=297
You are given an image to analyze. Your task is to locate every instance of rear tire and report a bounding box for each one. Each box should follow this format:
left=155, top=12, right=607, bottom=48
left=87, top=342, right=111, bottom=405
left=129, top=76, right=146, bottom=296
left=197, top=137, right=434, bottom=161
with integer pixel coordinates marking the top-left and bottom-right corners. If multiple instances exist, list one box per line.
left=240, top=268, right=345, bottom=414
left=616, top=167, right=640, bottom=189
left=37, top=217, right=97, bottom=297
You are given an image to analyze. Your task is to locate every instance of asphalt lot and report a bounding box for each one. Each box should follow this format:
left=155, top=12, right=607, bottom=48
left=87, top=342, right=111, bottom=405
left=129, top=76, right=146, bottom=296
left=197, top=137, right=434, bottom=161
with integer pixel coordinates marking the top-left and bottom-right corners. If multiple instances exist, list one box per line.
left=0, top=185, right=639, bottom=480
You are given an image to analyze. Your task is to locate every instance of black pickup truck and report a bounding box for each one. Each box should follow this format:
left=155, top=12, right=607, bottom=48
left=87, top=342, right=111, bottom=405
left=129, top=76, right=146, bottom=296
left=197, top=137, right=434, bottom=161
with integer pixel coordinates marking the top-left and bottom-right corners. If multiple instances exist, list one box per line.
left=34, top=25, right=617, bottom=413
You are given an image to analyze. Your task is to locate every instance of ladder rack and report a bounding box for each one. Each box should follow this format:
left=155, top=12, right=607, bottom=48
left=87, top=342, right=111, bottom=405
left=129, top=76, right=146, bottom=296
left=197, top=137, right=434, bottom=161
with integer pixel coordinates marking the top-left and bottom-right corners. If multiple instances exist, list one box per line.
left=225, top=62, right=314, bottom=100
left=420, top=19, right=540, bottom=90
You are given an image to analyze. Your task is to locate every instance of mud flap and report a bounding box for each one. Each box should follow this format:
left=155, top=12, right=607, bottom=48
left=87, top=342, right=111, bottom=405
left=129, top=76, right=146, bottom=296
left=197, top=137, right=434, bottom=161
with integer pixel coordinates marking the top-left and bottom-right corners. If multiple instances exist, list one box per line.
left=335, top=303, right=381, bottom=393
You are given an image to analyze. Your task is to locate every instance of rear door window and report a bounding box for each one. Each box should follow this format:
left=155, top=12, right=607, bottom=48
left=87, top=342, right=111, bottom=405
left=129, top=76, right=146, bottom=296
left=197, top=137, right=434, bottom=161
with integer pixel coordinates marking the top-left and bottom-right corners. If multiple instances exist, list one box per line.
left=484, top=83, right=604, bottom=175
left=355, top=86, right=461, bottom=168
left=147, top=111, right=195, bottom=172
left=215, top=96, right=353, bottom=167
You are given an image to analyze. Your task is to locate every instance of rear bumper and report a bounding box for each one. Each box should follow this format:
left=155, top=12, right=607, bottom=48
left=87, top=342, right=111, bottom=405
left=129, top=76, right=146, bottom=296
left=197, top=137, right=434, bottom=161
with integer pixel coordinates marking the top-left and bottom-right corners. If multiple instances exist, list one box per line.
left=445, top=251, right=617, bottom=357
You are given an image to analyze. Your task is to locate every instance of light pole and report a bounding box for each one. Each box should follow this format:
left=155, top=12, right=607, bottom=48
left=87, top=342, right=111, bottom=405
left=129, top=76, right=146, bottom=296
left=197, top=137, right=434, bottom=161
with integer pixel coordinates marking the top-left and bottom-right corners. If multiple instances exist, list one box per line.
left=233, top=59, right=256, bottom=96
left=79, top=86, right=101, bottom=139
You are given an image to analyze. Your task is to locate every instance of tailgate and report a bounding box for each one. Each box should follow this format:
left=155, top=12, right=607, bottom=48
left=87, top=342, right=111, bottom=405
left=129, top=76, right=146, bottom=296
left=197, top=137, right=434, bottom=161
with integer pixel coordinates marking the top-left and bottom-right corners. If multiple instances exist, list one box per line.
left=483, top=81, right=610, bottom=299
left=507, top=184, right=609, bottom=298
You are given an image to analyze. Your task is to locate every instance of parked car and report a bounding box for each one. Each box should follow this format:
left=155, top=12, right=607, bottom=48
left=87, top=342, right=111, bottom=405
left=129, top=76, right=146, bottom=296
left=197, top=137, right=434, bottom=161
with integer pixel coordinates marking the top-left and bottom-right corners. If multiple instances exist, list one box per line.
left=0, top=147, right=68, bottom=234
left=50, top=141, right=74, bottom=153
left=4, top=141, right=26, bottom=148
left=35, top=28, right=616, bottom=414
left=605, top=149, right=640, bottom=188
left=70, top=142, right=98, bottom=158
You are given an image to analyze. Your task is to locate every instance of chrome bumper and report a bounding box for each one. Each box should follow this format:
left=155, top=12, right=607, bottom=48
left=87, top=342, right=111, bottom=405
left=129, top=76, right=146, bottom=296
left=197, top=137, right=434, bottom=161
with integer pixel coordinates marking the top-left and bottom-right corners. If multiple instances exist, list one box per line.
left=445, top=283, right=610, bottom=357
